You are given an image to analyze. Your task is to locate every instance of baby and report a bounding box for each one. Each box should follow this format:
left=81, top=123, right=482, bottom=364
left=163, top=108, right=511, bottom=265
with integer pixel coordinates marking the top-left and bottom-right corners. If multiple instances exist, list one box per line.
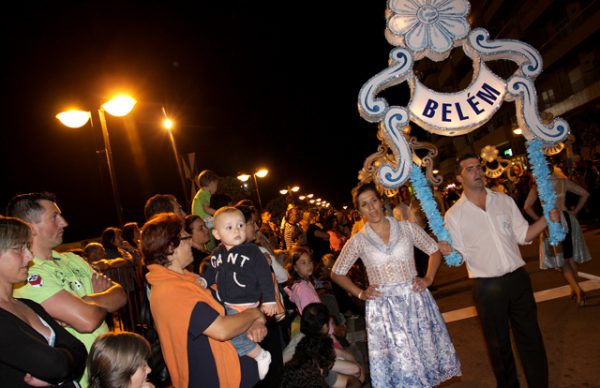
left=207, top=206, right=276, bottom=379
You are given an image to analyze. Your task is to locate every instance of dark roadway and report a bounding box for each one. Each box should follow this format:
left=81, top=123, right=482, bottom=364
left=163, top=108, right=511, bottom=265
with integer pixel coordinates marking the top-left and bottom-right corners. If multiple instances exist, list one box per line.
left=433, top=224, right=600, bottom=387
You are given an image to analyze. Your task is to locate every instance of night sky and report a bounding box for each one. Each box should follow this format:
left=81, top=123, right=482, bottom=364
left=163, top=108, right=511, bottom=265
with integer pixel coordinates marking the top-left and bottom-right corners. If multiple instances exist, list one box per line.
left=1, top=1, right=461, bottom=241
left=2, top=1, right=398, bottom=240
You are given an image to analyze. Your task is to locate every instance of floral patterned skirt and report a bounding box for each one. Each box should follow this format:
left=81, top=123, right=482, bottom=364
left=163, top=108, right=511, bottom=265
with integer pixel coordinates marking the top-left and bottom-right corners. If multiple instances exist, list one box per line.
left=366, top=282, right=461, bottom=387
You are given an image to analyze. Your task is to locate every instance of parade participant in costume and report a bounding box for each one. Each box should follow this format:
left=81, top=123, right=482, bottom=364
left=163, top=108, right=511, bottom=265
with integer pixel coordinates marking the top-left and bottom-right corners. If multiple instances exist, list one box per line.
left=524, top=166, right=591, bottom=305
left=444, top=153, right=559, bottom=387
left=331, top=182, right=461, bottom=387
left=142, top=213, right=266, bottom=388
left=0, top=216, right=87, bottom=387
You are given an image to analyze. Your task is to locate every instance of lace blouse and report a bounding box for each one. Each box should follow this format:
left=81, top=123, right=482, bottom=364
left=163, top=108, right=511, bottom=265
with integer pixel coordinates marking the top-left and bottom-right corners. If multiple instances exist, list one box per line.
left=332, top=217, right=437, bottom=285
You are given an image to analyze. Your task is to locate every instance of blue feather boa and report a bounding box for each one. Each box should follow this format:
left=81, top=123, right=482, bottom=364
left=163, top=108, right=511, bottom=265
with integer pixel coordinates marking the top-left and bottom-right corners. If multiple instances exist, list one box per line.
left=525, top=138, right=566, bottom=245
left=409, top=164, right=463, bottom=266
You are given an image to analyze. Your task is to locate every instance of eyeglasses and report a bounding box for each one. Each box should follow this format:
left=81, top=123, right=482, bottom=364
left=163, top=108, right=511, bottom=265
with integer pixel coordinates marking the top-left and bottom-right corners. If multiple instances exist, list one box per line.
left=177, top=235, right=192, bottom=242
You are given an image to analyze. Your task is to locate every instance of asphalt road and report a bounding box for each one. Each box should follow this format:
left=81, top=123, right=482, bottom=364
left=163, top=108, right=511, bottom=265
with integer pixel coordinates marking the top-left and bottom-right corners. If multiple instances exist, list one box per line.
left=433, top=224, right=600, bottom=387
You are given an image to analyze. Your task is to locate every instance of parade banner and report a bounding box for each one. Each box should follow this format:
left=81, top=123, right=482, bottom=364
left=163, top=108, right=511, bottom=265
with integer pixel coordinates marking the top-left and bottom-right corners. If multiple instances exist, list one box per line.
left=357, top=0, right=570, bottom=263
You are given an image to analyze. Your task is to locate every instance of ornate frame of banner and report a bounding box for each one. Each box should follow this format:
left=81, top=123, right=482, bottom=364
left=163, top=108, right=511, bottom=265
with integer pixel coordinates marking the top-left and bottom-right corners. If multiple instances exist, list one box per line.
left=357, top=0, right=569, bottom=265
left=479, top=145, right=522, bottom=182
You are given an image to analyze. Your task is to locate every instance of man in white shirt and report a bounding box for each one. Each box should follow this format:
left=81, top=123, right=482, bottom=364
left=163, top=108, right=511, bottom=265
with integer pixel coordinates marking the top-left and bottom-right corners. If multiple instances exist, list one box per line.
left=444, top=153, right=559, bottom=388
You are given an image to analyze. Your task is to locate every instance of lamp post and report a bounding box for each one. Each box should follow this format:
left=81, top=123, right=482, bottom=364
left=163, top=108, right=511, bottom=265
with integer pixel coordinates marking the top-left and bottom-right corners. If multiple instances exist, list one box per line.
left=162, top=109, right=189, bottom=206
left=237, top=168, right=268, bottom=210
left=279, top=185, right=300, bottom=206
left=279, top=185, right=300, bottom=195
left=56, top=95, right=136, bottom=226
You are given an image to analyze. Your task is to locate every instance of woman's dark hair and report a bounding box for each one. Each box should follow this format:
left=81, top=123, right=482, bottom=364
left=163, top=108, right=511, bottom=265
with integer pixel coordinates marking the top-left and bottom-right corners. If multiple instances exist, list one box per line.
left=101, top=227, right=121, bottom=251
left=322, top=214, right=337, bottom=231
left=144, top=194, right=178, bottom=221
left=351, top=182, right=380, bottom=209
left=235, top=204, right=258, bottom=223
left=286, top=246, right=313, bottom=287
left=88, top=331, right=151, bottom=388
left=122, top=222, right=139, bottom=248
left=300, top=302, right=330, bottom=336
left=184, top=214, right=202, bottom=234
left=140, top=213, right=183, bottom=267
left=282, top=334, right=334, bottom=388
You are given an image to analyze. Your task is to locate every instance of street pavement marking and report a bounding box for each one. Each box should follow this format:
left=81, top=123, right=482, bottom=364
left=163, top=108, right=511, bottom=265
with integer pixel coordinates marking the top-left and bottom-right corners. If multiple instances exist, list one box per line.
left=443, top=274, right=600, bottom=324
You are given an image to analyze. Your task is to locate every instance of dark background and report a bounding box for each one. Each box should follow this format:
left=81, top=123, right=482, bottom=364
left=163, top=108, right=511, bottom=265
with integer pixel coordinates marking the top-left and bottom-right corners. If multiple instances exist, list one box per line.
left=1, top=1, right=396, bottom=240
left=1, top=1, right=490, bottom=241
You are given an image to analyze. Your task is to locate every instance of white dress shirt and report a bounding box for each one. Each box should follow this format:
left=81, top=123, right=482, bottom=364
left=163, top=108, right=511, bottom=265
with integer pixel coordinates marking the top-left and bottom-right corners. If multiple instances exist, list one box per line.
left=445, top=189, right=531, bottom=278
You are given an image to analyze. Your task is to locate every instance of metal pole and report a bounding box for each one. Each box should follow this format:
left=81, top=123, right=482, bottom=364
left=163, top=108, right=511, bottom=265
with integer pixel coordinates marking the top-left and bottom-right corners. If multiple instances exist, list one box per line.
left=253, top=174, right=263, bottom=210
left=167, top=129, right=189, bottom=206
left=97, top=108, right=125, bottom=226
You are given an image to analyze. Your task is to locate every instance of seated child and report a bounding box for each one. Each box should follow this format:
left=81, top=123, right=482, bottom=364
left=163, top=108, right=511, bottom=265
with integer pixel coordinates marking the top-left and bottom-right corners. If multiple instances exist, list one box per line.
left=88, top=331, right=153, bottom=388
left=191, top=169, right=219, bottom=228
left=207, top=206, right=276, bottom=379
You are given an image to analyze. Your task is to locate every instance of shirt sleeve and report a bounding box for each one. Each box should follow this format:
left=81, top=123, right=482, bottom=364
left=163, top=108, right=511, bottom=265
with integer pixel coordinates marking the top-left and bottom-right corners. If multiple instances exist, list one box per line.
left=404, top=221, right=438, bottom=255
left=0, top=302, right=87, bottom=385
left=189, top=301, right=220, bottom=339
left=32, top=300, right=87, bottom=382
left=332, top=235, right=361, bottom=276
left=260, top=246, right=288, bottom=283
left=445, top=208, right=467, bottom=259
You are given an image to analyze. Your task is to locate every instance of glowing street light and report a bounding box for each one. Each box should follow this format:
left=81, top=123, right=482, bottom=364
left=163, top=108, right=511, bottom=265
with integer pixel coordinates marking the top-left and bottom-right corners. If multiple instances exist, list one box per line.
left=237, top=168, right=269, bottom=209
left=279, top=185, right=300, bottom=195
left=56, top=95, right=136, bottom=226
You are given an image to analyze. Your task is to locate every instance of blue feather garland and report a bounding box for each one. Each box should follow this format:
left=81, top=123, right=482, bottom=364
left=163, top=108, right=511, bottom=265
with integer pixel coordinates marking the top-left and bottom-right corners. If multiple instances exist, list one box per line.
left=525, top=138, right=566, bottom=246
left=409, top=164, right=463, bottom=266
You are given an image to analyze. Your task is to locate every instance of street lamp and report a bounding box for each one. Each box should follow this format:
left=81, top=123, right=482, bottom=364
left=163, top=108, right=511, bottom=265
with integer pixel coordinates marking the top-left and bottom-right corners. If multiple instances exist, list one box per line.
left=279, top=185, right=300, bottom=195
left=56, top=95, right=136, bottom=226
left=237, top=168, right=268, bottom=209
left=280, top=185, right=300, bottom=207
left=161, top=108, right=189, bottom=206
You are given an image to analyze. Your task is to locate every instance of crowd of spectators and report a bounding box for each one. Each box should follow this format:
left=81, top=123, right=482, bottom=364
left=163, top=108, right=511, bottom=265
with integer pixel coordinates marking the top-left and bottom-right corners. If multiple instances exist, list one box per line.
left=2, top=152, right=596, bottom=387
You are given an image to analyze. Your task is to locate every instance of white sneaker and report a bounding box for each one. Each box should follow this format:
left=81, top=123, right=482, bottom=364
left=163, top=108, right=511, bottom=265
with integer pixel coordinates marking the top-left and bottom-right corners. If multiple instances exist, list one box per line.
left=255, top=348, right=272, bottom=380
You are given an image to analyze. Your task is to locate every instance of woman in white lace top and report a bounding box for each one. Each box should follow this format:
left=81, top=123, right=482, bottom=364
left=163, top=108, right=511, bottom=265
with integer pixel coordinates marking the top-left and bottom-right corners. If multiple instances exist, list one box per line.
left=331, top=182, right=461, bottom=387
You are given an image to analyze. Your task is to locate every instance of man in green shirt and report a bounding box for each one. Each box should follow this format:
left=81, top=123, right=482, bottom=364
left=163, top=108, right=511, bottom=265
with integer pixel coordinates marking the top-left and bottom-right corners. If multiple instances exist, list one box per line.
left=8, top=192, right=127, bottom=387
